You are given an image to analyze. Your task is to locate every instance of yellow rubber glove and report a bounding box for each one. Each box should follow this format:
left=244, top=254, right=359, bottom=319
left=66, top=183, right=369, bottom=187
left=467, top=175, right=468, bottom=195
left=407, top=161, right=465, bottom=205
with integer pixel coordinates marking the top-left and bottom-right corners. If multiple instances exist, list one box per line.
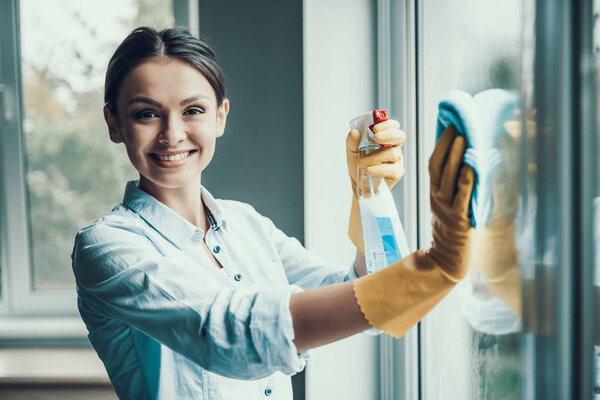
left=352, top=125, right=474, bottom=338
left=346, top=119, right=406, bottom=254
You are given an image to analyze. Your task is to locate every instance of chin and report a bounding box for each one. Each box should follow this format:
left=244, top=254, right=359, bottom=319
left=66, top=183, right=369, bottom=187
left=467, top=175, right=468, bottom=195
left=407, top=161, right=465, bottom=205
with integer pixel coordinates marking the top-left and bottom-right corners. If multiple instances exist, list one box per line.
left=158, top=175, right=198, bottom=189
left=138, top=171, right=200, bottom=192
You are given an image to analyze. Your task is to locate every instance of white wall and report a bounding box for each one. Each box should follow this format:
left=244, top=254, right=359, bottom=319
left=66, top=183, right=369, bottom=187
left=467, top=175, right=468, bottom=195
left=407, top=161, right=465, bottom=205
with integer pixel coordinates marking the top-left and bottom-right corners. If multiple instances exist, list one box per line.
left=303, top=1, right=379, bottom=399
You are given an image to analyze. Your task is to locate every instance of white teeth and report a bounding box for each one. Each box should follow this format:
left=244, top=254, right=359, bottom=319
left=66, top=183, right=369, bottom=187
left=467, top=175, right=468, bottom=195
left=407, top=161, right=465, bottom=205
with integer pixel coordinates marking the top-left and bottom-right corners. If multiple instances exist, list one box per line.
left=156, top=151, right=190, bottom=162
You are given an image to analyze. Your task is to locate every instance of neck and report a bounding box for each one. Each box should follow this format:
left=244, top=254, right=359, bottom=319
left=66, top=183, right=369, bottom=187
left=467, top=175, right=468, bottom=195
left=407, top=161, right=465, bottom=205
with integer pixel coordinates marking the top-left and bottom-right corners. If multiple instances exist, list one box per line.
left=138, top=176, right=207, bottom=231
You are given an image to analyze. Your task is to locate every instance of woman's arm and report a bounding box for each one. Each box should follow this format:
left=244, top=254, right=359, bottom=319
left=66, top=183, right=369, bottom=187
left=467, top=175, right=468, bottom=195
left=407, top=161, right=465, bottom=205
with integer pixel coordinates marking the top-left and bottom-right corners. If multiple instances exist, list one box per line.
left=290, top=281, right=367, bottom=352
left=353, top=249, right=367, bottom=277
left=73, top=223, right=306, bottom=380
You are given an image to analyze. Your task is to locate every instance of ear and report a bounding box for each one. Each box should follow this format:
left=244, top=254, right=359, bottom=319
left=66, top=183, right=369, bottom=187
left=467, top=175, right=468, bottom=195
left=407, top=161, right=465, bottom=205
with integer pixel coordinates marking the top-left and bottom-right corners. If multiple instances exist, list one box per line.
left=104, top=105, right=124, bottom=144
left=216, top=99, right=230, bottom=138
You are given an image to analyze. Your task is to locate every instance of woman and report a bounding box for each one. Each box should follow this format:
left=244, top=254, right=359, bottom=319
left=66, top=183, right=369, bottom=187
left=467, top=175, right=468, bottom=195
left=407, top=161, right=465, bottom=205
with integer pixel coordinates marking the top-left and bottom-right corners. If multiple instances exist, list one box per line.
left=72, top=26, right=474, bottom=400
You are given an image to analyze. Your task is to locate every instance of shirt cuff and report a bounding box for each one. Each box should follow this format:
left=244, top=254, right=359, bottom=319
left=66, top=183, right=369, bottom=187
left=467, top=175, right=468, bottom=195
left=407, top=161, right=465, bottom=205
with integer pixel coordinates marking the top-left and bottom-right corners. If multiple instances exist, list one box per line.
left=249, top=284, right=307, bottom=376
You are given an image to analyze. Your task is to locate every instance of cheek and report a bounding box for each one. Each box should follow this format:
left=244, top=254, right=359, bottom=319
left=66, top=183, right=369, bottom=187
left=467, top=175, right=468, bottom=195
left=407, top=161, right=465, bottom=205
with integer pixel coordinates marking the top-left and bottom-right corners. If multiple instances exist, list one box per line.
left=124, top=146, right=139, bottom=161
left=121, top=124, right=154, bottom=150
left=190, top=122, right=218, bottom=143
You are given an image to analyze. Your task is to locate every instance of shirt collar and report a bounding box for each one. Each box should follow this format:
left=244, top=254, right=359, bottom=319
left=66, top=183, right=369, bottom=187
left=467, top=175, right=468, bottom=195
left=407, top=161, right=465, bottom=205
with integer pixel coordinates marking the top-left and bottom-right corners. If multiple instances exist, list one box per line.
left=122, top=181, right=227, bottom=248
left=199, top=184, right=225, bottom=230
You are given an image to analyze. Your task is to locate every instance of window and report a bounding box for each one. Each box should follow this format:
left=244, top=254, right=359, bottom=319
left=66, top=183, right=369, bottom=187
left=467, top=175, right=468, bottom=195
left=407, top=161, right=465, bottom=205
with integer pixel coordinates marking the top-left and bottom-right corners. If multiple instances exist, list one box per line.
left=414, top=1, right=523, bottom=398
left=0, top=0, right=180, bottom=319
left=388, top=0, right=598, bottom=398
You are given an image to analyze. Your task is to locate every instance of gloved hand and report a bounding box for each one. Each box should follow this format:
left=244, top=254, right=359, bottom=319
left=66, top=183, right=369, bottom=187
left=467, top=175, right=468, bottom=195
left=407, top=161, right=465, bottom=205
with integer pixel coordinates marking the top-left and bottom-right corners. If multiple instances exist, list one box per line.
left=346, top=119, right=406, bottom=254
left=352, top=125, right=474, bottom=338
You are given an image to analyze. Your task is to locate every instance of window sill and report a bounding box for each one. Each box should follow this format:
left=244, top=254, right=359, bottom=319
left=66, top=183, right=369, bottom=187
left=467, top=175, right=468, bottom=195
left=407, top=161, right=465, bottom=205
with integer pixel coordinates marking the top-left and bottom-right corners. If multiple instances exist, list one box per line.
left=0, top=318, right=108, bottom=384
left=0, top=317, right=87, bottom=340
left=0, top=348, right=110, bottom=385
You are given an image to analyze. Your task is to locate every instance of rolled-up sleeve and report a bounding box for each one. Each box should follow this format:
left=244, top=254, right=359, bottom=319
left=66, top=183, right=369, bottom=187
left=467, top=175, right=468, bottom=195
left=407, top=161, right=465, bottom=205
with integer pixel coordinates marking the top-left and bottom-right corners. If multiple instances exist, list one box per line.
left=72, top=222, right=305, bottom=380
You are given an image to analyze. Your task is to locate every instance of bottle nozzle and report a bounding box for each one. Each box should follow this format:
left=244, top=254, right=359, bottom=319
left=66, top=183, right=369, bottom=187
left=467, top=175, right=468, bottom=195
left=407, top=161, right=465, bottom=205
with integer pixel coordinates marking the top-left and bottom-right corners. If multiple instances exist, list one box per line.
left=373, top=110, right=388, bottom=124
left=350, top=109, right=389, bottom=151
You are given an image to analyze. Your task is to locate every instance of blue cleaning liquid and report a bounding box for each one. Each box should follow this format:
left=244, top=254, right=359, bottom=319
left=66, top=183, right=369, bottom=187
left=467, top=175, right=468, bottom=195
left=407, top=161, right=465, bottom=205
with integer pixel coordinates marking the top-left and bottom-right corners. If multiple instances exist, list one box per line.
left=358, top=180, right=410, bottom=274
left=376, top=217, right=402, bottom=265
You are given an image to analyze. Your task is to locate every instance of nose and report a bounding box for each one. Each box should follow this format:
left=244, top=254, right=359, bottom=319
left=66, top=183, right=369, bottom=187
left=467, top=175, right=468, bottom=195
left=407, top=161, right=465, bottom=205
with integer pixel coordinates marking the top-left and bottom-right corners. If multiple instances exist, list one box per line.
left=158, top=113, right=186, bottom=145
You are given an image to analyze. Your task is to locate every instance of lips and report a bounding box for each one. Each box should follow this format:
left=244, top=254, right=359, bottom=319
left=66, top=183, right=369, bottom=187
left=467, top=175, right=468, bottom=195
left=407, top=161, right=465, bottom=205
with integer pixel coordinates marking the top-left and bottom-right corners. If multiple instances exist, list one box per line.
left=149, top=150, right=197, bottom=167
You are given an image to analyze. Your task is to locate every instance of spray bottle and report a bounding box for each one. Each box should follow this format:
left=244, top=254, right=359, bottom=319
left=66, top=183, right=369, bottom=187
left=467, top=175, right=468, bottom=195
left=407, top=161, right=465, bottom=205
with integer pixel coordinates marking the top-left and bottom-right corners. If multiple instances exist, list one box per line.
left=350, top=110, right=410, bottom=274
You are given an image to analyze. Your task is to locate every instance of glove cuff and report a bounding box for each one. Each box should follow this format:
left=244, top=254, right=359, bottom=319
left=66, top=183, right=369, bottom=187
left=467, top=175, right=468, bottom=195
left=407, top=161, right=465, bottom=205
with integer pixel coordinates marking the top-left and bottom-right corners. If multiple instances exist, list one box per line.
left=352, top=251, right=457, bottom=338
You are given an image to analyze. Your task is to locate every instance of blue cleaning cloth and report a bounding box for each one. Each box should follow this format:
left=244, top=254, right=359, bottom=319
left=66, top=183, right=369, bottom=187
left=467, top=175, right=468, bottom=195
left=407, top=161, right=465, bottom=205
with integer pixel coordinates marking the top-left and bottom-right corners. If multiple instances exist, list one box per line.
left=436, top=89, right=518, bottom=228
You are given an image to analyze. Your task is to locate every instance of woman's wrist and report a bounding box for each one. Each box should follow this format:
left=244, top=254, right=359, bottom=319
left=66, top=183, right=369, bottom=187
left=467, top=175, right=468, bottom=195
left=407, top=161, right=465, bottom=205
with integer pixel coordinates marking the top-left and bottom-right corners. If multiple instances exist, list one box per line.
left=353, top=249, right=367, bottom=277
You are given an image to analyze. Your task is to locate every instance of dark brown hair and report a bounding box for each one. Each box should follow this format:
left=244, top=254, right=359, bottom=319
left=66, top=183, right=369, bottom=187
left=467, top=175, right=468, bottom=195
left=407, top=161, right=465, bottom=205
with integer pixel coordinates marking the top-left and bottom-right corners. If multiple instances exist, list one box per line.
left=104, top=26, right=226, bottom=114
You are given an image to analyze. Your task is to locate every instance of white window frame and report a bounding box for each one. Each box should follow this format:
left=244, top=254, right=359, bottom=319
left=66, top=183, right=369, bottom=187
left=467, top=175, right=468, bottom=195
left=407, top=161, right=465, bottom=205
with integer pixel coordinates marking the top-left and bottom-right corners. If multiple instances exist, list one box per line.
left=0, top=0, right=199, bottom=335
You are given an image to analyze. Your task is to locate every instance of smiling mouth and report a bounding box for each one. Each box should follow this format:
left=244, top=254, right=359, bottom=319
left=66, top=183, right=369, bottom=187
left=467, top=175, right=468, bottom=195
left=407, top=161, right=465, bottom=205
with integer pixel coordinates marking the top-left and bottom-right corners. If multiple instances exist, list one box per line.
left=149, top=150, right=197, bottom=165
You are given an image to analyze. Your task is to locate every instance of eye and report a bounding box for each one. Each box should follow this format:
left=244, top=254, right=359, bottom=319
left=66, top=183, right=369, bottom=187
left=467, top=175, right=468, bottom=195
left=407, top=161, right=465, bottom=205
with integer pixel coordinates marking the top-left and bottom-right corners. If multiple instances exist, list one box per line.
left=135, top=110, right=159, bottom=120
left=183, top=107, right=205, bottom=116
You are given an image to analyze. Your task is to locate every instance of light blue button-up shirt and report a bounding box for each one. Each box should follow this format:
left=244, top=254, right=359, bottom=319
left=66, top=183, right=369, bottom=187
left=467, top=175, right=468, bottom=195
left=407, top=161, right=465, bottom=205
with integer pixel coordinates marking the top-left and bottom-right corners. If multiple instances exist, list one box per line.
left=72, top=181, right=358, bottom=400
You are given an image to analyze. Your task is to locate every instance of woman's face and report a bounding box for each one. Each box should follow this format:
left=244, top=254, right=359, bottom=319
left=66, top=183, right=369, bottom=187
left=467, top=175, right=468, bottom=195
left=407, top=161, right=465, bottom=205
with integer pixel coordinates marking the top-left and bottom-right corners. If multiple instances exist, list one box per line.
left=104, top=57, right=229, bottom=193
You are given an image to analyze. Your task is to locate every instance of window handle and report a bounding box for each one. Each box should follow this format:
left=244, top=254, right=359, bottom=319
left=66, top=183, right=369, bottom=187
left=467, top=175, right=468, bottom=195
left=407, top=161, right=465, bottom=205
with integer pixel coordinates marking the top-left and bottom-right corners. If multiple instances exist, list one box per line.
left=0, top=84, right=4, bottom=121
left=0, top=84, right=5, bottom=122
left=0, top=84, right=12, bottom=122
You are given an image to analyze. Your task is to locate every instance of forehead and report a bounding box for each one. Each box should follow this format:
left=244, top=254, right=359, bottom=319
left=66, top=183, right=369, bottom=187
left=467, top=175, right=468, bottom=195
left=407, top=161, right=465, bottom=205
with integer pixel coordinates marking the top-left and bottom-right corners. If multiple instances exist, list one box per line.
left=119, top=57, right=216, bottom=103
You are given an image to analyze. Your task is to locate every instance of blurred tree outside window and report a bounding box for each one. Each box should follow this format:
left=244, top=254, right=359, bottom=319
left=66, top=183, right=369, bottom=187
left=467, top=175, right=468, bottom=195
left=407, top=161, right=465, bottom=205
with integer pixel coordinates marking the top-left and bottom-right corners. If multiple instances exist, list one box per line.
left=19, top=0, right=174, bottom=290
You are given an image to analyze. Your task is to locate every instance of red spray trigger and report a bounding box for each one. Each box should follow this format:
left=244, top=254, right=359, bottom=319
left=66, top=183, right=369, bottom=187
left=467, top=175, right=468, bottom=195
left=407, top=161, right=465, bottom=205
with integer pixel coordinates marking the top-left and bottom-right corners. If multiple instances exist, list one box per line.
left=369, top=110, right=393, bottom=147
left=369, top=109, right=388, bottom=133
left=373, top=110, right=388, bottom=124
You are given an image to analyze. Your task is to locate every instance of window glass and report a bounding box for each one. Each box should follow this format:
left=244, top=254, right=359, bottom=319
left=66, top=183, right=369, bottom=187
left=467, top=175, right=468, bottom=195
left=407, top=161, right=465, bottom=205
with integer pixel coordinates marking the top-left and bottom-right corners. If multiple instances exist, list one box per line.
left=417, top=1, right=523, bottom=398
left=19, top=0, right=174, bottom=290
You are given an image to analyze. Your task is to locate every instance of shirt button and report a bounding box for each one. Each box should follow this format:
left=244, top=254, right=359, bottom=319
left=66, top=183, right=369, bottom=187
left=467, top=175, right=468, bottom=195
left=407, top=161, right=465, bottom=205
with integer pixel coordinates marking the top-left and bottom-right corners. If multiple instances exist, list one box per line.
left=212, top=245, right=221, bottom=254
left=264, top=387, right=272, bottom=396
left=234, top=273, right=242, bottom=282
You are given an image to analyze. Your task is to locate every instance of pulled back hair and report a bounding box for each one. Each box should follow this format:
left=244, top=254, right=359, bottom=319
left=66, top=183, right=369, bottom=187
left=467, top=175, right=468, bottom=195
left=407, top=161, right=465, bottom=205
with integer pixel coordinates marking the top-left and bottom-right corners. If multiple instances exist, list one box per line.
left=104, top=26, right=226, bottom=114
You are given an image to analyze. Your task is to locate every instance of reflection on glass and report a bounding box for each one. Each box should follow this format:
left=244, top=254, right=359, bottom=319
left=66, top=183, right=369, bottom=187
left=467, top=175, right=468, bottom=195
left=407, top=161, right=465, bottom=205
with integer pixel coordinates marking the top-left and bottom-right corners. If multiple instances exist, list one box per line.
left=419, top=1, right=523, bottom=398
left=19, top=0, right=174, bottom=289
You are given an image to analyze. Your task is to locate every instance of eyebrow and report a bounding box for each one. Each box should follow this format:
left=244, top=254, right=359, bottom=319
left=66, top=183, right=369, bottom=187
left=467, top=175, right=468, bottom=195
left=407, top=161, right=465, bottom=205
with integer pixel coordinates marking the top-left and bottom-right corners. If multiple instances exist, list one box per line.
left=126, top=95, right=210, bottom=108
left=179, top=95, right=210, bottom=106
left=127, top=97, right=161, bottom=107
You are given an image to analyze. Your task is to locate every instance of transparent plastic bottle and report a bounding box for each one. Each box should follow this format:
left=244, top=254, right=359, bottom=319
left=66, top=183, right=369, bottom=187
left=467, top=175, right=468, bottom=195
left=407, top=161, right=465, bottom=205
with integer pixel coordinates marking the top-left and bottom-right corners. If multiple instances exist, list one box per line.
left=350, top=110, right=410, bottom=274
